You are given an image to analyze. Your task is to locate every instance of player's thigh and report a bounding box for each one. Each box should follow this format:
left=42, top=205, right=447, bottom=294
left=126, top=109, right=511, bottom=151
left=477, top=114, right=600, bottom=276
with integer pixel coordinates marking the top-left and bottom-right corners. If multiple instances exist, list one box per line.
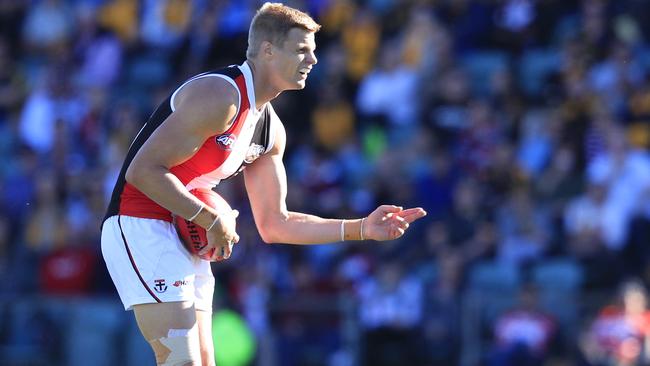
left=133, top=301, right=197, bottom=340
left=196, top=309, right=215, bottom=366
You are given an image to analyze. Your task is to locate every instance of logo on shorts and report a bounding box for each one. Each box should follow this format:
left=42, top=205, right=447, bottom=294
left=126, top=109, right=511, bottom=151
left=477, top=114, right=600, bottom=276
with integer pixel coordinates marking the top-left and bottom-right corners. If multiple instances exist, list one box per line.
left=216, top=133, right=236, bottom=150
left=154, top=279, right=168, bottom=293
left=173, top=280, right=188, bottom=287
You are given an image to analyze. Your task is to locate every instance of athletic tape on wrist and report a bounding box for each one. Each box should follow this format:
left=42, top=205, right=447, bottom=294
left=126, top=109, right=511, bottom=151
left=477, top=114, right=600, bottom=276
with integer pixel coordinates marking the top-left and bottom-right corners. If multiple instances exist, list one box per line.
left=360, top=217, right=365, bottom=241
left=206, top=215, right=221, bottom=232
left=188, top=205, right=204, bottom=222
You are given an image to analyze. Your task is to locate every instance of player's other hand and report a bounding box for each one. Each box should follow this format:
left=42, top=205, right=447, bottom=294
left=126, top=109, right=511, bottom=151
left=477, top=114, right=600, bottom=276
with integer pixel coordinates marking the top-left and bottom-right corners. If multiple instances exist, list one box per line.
left=365, top=205, right=427, bottom=241
left=202, top=209, right=240, bottom=261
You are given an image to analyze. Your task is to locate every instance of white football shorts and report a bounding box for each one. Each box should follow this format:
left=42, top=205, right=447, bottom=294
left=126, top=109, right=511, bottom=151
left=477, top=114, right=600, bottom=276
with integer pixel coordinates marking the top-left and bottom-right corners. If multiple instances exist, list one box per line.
left=101, top=215, right=215, bottom=311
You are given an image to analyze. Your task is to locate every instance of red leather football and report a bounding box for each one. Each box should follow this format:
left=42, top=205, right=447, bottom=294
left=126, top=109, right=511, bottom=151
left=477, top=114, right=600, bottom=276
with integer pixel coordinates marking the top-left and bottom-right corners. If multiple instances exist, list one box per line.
left=174, top=188, right=232, bottom=261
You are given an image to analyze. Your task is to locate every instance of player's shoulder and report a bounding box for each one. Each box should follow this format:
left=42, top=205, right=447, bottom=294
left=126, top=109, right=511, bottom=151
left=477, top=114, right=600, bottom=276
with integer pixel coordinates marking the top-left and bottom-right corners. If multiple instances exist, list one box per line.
left=176, top=75, right=239, bottom=110
left=172, top=70, right=241, bottom=132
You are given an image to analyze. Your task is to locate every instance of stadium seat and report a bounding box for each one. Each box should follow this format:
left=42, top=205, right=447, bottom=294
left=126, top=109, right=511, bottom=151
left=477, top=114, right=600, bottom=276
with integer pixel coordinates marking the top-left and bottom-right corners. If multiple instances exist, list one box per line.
left=518, top=49, right=561, bottom=97
left=532, top=258, right=583, bottom=291
left=468, top=261, right=520, bottom=291
left=460, top=51, right=510, bottom=97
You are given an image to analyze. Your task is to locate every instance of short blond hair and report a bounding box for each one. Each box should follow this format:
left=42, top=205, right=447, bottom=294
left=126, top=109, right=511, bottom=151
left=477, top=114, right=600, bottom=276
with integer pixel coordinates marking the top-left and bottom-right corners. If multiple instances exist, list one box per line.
left=246, top=2, right=321, bottom=58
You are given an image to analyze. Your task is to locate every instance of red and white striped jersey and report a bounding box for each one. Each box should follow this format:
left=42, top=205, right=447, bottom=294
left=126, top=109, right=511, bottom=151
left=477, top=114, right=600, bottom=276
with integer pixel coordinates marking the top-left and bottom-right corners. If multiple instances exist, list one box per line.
left=104, top=62, right=279, bottom=222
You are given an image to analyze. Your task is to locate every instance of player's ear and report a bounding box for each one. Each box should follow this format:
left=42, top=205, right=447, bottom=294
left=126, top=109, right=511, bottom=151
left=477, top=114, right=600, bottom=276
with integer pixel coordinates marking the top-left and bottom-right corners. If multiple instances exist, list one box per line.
left=261, top=41, right=273, bottom=58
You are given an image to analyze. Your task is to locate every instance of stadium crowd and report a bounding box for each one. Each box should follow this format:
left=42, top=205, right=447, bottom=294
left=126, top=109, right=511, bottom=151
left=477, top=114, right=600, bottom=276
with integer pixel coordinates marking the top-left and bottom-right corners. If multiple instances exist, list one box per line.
left=3, top=0, right=650, bottom=365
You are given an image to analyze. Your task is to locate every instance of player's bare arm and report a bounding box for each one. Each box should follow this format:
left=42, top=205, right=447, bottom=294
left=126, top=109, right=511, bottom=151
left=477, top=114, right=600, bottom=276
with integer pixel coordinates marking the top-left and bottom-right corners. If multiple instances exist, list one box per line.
left=245, top=120, right=427, bottom=244
left=125, top=77, right=240, bottom=259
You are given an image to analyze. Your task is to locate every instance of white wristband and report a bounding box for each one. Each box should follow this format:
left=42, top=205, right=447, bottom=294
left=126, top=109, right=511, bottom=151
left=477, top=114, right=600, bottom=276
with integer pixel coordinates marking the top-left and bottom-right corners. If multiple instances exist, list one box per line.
left=340, top=219, right=346, bottom=242
left=360, top=217, right=365, bottom=241
left=188, top=205, right=204, bottom=222
left=206, top=215, right=221, bottom=232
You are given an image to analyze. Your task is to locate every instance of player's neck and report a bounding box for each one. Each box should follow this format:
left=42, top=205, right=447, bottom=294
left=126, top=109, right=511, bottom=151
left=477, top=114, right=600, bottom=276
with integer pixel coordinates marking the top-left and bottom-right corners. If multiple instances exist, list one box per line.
left=245, top=59, right=282, bottom=109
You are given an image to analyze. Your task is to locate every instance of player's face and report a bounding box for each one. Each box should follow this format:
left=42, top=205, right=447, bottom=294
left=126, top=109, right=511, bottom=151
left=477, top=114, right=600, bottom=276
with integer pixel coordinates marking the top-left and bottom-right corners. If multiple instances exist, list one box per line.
left=270, top=28, right=317, bottom=90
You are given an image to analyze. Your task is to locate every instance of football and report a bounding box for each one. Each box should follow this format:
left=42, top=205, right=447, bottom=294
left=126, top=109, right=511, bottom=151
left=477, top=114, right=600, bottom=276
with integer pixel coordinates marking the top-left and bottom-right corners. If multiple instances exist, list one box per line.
left=174, top=188, right=232, bottom=261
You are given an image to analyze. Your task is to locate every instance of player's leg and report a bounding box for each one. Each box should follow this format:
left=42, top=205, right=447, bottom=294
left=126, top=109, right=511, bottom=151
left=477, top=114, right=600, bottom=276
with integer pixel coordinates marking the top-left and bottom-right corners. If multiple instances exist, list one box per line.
left=194, top=259, right=217, bottom=366
left=133, top=301, right=201, bottom=365
left=196, top=309, right=216, bottom=366
left=101, top=215, right=209, bottom=365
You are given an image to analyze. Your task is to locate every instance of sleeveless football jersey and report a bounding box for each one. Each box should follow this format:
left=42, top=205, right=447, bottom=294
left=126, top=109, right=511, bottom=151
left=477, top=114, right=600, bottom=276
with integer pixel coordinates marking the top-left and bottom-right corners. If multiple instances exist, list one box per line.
left=104, top=62, right=278, bottom=222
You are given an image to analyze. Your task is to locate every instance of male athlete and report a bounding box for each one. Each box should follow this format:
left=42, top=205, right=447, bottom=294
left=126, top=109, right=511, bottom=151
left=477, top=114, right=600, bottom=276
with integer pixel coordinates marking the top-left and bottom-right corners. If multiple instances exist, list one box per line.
left=101, top=3, right=427, bottom=365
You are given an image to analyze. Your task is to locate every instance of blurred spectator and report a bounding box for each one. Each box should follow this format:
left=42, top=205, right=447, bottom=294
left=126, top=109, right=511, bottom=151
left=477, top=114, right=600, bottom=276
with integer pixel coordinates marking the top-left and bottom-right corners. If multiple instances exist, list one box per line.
left=139, top=0, right=192, bottom=50
left=434, top=0, right=495, bottom=52
left=341, top=8, right=380, bottom=82
left=455, top=99, right=504, bottom=176
left=444, top=177, right=496, bottom=265
left=400, top=7, right=438, bottom=72
left=535, top=145, right=584, bottom=212
left=586, top=125, right=650, bottom=249
left=487, top=283, right=558, bottom=366
left=22, top=0, right=74, bottom=55
left=426, top=67, right=472, bottom=145
left=356, top=260, right=425, bottom=366
left=588, top=41, right=644, bottom=114
left=496, top=184, right=550, bottom=268
left=311, top=82, right=355, bottom=152
left=2, top=145, right=38, bottom=250
left=356, top=40, right=419, bottom=130
left=75, top=8, right=123, bottom=89
left=0, top=1, right=27, bottom=53
left=491, top=0, right=538, bottom=54
left=97, top=0, right=139, bottom=44
left=580, top=279, right=650, bottom=366
left=412, top=147, right=458, bottom=220
left=517, top=108, right=558, bottom=179
left=0, top=36, right=27, bottom=122
left=24, top=171, right=66, bottom=253
left=420, top=247, right=463, bottom=365
left=19, top=65, right=88, bottom=157
left=564, top=179, right=623, bottom=289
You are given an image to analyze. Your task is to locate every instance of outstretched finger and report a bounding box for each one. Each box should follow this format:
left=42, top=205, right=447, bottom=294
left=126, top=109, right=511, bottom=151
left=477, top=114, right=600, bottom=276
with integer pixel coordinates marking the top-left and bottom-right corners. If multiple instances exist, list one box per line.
left=398, top=208, right=427, bottom=223
left=231, top=209, right=240, bottom=218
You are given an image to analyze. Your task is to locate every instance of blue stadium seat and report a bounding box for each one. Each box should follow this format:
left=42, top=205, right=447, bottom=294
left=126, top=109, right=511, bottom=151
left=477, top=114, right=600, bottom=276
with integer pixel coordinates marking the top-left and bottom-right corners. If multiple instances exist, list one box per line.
left=518, top=49, right=561, bottom=97
left=532, top=258, right=583, bottom=291
left=126, top=52, right=171, bottom=89
left=468, top=261, right=520, bottom=291
left=532, top=258, right=583, bottom=335
left=460, top=51, right=510, bottom=97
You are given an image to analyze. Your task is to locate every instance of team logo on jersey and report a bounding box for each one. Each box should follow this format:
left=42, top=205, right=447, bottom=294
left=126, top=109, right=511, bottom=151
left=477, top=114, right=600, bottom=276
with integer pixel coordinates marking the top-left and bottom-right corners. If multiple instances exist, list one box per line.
left=244, top=144, right=265, bottom=164
left=154, top=279, right=168, bottom=293
left=216, top=133, right=236, bottom=150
